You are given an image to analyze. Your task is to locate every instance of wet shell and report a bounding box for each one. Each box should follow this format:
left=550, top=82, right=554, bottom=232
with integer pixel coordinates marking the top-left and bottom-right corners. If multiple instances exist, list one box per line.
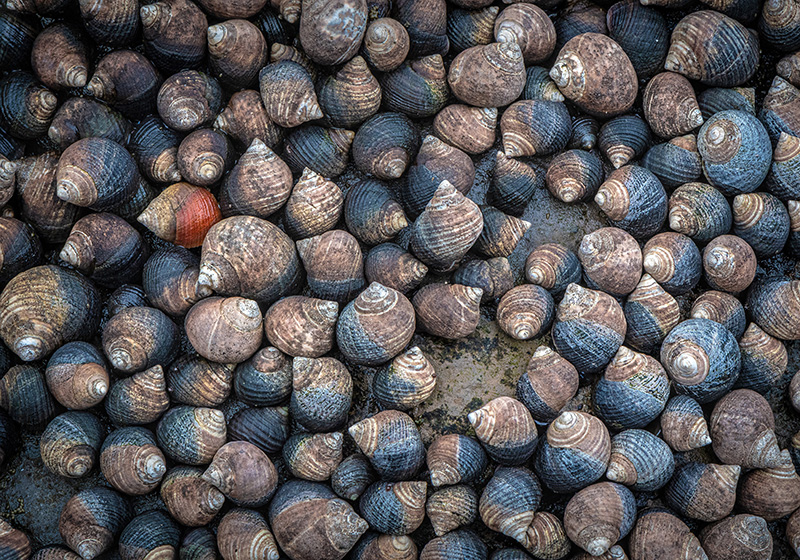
left=545, top=149, right=604, bottom=204
left=345, top=180, right=408, bottom=245
left=733, top=192, right=790, bottom=258
left=331, top=453, right=375, bottom=501
left=448, top=41, right=525, bottom=108
left=233, top=347, right=293, bottom=407
left=0, top=265, right=101, bottom=362
left=598, top=115, right=652, bottom=169
left=748, top=278, right=800, bottom=340
left=521, top=66, right=564, bottom=104
left=643, top=72, right=704, bottom=139
left=220, top=141, right=292, bottom=220
left=710, top=389, right=784, bottom=469
left=736, top=323, right=787, bottom=394
left=700, top=515, right=773, bottom=560
left=0, top=217, right=41, bottom=285
left=156, top=406, right=226, bottom=465
left=15, top=153, right=79, bottom=244
left=100, top=427, right=166, bottom=496
left=641, top=135, right=703, bottom=189
left=207, top=19, right=266, bottom=89
left=157, top=70, right=222, bottom=133
left=394, top=0, right=448, bottom=57
left=0, top=72, right=57, bottom=141
left=360, top=481, right=427, bottom=535
left=79, top=0, right=139, bottom=46
left=202, top=441, right=277, bottom=507
left=259, top=61, right=322, bottom=129
left=198, top=215, right=303, bottom=305
left=594, top=346, right=670, bottom=430
left=161, top=466, right=224, bottom=527
left=31, top=23, right=88, bottom=90
left=264, top=296, right=337, bottom=358
left=177, top=129, right=233, bottom=188
left=501, top=100, right=571, bottom=158
left=284, top=169, right=344, bottom=239
left=641, top=232, right=702, bottom=296
left=299, top=0, right=368, bottom=66
left=362, top=18, right=410, bottom=73
left=690, top=290, right=746, bottom=339
left=660, top=395, right=712, bottom=452
left=297, top=230, right=365, bottom=303
left=48, top=97, right=130, bottom=150
left=214, top=89, right=283, bottom=151
left=141, top=0, right=207, bottom=74
left=564, top=482, right=636, bottom=557
left=737, top=461, right=800, bottom=521
left=45, top=342, right=108, bottom=411
left=86, top=51, right=161, bottom=121
left=348, top=409, right=425, bottom=481
left=290, top=356, right=353, bottom=431
left=579, top=227, right=642, bottom=297
left=55, top=137, right=140, bottom=212
left=410, top=181, right=483, bottom=273
left=489, top=151, right=543, bottom=216
left=40, top=411, right=103, bottom=478
left=283, top=432, right=343, bottom=481
left=104, top=365, right=170, bottom=426
left=167, top=355, right=232, bottom=407
left=283, top=125, right=355, bottom=177
left=516, top=346, right=579, bottom=423
left=364, top=243, right=429, bottom=294
left=554, top=0, right=607, bottom=50
left=379, top=56, right=450, bottom=119
left=434, top=105, right=496, bottom=156
left=217, top=508, right=281, bottom=560
left=142, top=247, right=201, bottom=317
left=420, top=530, right=488, bottom=560
left=453, top=257, right=514, bottom=303
left=126, top=117, right=181, bottom=184
left=496, top=285, right=553, bottom=341
left=534, top=411, right=611, bottom=494
left=102, top=306, right=178, bottom=373
left=447, top=6, right=498, bottom=54
left=570, top=116, right=599, bottom=151
left=595, top=165, right=667, bottom=240
left=353, top=112, right=420, bottom=180
left=373, top=346, right=436, bottom=410
left=703, top=234, right=757, bottom=294
left=59, top=487, right=133, bottom=560
left=268, top=480, right=368, bottom=560
left=105, top=285, right=147, bottom=317
left=413, top=283, right=483, bottom=340
left=606, top=429, right=674, bottom=491
left=227, top=406, right=289, bottom=455
left=426, top=485, right=478, bottom=537
left=0, top=10, right=38, bottom=73
left=624, top=274, right=681, bottom=354
left=468, top=396, right=537, bottom=466
left=668, top=182, right=732, bottom=244
left=762, top=0, right=800, bottom=51
left=319, top=56, right=381, bottom=129
left=475, top=207, right=530, bottom=258
left=118, top=510, right=180, bottom=560
left=606, top=0, right=669, bottom=79
left=551, top=283, right=627, bottom=374
left=629, top=508, right=706, bottom=560
left=479, top=466, right=542, bottom=548
left=185, top=296, right=262, bottom=364
left=550, top=33, right=637, bottom=118
left=269, top=42, right=316, bottom=78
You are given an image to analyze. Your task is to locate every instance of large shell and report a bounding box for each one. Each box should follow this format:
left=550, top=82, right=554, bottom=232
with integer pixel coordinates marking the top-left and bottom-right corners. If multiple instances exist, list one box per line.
left=290, top=357, right=353, bottom=431
left=353, top=112, right=420, bottom=180
left=87, top=51, right=161, bottom=120
left=297, top=230, right=365, bottom=303
left=79, top=0, right=139, bottom=46
left=59, top=487, right=133, bottom=560
left=703, top=234, right=757, bottom=294
left=448, top=42, right=525, bottom=108
left=606, top=429, right=674, bottom=491
left=666, top=463, right=740, bottom=521
left=141, top=0, right=208, bottom=74
left=579, top=227, right=642, bottom=297
left=427, top=434, right=487, bottom=487
left=100, top=427, right=166, bottom=496
left=217, top=508, right=280, bottom=560
left=156, top=406, right=227, bottom=465
left=413, top=283, right=483, bottom=340
left=284, top=169, right=344, bottom=239
left=700, top=515, right=773, bottom=560
left=690, top=290, right=746, bottom=339
left=167, top=355, right=232, bottom=407
left=283, top=432, right=343, bottom=481
left=733, top=192, right=790, bottom=258
left=489, top=151, right=543, bottom=215
left=516, top=346, right=579, bottom=423
left=362, top=18, right=410, bottom=72
left=494, top=4, right=554, bottom=65
left=142, top=247, right=202, bottom=317
left=344, top=180, right=408, bottom=246
left=102, top=306, right=178, bottom=373
left=642, top=232, right=702, bottom=296
left=207, top=19, right=267, bottom=89
left=221, top=141, right=292, bottom=221
left=364, top=243, right=428, bottom=294
left=228, top=406, right=289, bottom=455
left=479, top=466, right=542, bottom=548
left=427, top=485, right=478, bottom=537
left=299, top=0, right=367, bottom=66
left=157, top=70, right=222, bottom=133
left=161, top=466, right=224, bottom=527
left=233, top=347, right=293, bottom=407
left=766, top=132, right=800, bottom=201
left=331, top=453, right=375, bottom=501
left=0, top=365, right=55, bottom=427
left=641, top=135, right=703, bottom=189
left=177, top=128, right=234, bottom=188
left=118, top=511, right=180, bottom=560
left=554, top=0, right=607, bottom=50
left=105, top=365, right=170, bottom=426
left=0, top=11, right=38, bottom=74
left=624, top=274, right=680, bottom=354
left=379, top=56, right=450, bottom=119
left=349, top=410, right=425, bottom=481
left=660, top=395, right=712, bottom=452
left=202, top=441, right=277, bottom=507
left=31, top=23, right=88, bottom=90
left=0, top=72, right=57, bottom=141
left=642, top=72, right=704, bottom=138
left=564, top=482, right=636, bottom=557
left=550, top=33, right=637, bottom=118
left=500, top=100, right=571, bottom=158
left=698, top=86, right=756, bottom=118
left=595, top=165, right=667, bottom=240
left=259, top=61, right=322, bottom=128
left=475, top=207, right=530, bottom=258
left=496, top=285, right=553, bottom=341
left=45, top=342, right=109, bottom=410
left=434, top=105, right=496, bottom=156
left=318, top=56, right=381, bottom=129
left=598, top=115, right=651, bottom=169
left=453, top=257, right=513, bottom=303
left=546, top=149, right=604, bottom=204
left=468, top=396, right=537, bottom=466
left=264, top=296, right=338, bottom=358
left=283, top=126, right=354, bottom=177
left=738, top=462, right=800, bottom=521
left=214, top=89, right=283, bottom=151
left=736, top=323, right=787, bottom=394
left=668, top=182, right=732, bottom=244
left=40, top=411, right=103, bottom=478
left=629, top=508, right=706, bottom=560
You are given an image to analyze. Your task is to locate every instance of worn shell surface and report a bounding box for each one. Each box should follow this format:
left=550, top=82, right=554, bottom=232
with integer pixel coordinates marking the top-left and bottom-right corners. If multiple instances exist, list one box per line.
left=737, top=462, right=800, bottom=521
left=748, top=278, right=800, bottom=340
left=448, top=6, right=498, bottom=54
left=227, top=406, right=289, bottom=456
left=660, top=395, right=712, bottom=452
left=598, top=115, right=651, bottom=169
left=214, top=89, right=283, bottom=151
left=102, top=306, right=178, bottom=373
left=59, top=487, right=133, bottom=560
left=427, top=485, right=478, bottom=537
left=284, top=169, right=344, bottom=239
left=642, top=232, right=702, bottom=296
left=490, top=151, right=543, bottom=216
left=496, top=285, right=554, bottom=341
left=736, top=323, right=787, bottom=393
left=100, top=427, right=166, bottom=496
left=344, top=180, right=409, bottom=246
left=703, top=234, right=757, bottom=294
left=40, top=411, right=103, bottom=479
left=448, top=42, right=526, bottom=108
left=318, top=56, right=382, bottom=129
left=216, top=508, right=280, bottom=560
left=264, top=296, right=337, bottom=359
left=118, top=510, right=180, bottom=560
left=501, top=100, right=571, bottom=158
left=668, top=182, right=732, bottom=244
left=208, top=19, right=267, bottom=89
left=453, top=257, right=513, bottom=304
left=349, top=410, right=425, bottom=481
left=525, top=243, right=581, bottom=295
left=546, top=149, right=604, bottom=204
left=283, top=432, right=343, bottom=481
left=45, top=342, right=108, bottom=411
left=606, top=429, right=674, bottom=491
left=331, top=453, right=375, bottom=502
left=607, top=0, right=669, bottom=79
left=624, top=273, right=680, bottom=354
left=202, top=441, right=277, bottom=507
left=642, top=135, right=703, bottom=189
left=290, top=356, right=352, bottom=432
left=434, top=105, right=496, bottom=155
left=642, top=72, right=704, bottom=139
left=666, top=462, right=741, bottom=522
left=258, top=61, right=322, bottom=129
left=379, top=56, right=449, bottom=119
left=690, top=290, right=746, bottom=339
left=468, top=396, right=537, bottom=466
left=629, top=508, right=706, bottom=560
left=479, top=466, right=542, bottom=548
left=516, top=346, right=579, bottom=423
left=413, top=283, right=483, bottom=340
left=157, top=70, right=222, bottom=133
left=352, top=112, right=420, bottom=180
left=373, top=346, right=436, bottom=411
left=299, top=0, right=368, bottom=66
left=360, top=480, right=427, bottom=535
left=362, top=18, right=410, bottom=73
left=283, top=126, right=354, bottom=178
left=364, top=243, right=428, bottom=295
left=579, top=227, right=642, bottom=297
left=701, top=514, right=773, bottom=560
left=595, top=165, right=668, bottom=240
left=31, top=23, right=89, bottom=91
left=156, top=406, right=227, bottom=465
left=141, top=0, right=208, bottom=74
left=427, top=434, right=488, bottom=487
left=233, top=347, right=293, bottom=407
left=104, top=365, right=170, bottom=426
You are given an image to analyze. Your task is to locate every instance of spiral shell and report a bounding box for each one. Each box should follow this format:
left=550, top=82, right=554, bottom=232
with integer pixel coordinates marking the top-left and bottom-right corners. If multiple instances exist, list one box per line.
left=447, top=6, right=497, bottom=54
left=141, top=0, right=208, bottom=74
left=0, top=155, right=15, bottom=209
left=161, top=467, right=223, bottom=528
left=79, top=0, right=139, bottom=46
left=283, top=126, right=355, bottom=177
left=167, top=355, right=232, bottom=407
left=489, top=151, right=543, bottom=216
left=258, top=61, right=322, bottom=129
left=283, top=432, right=343, bottom=481
left=298, top=0, right=367, bottom=66
left=413, top=283, right=483, bottom=340
left=126, top=118, right=181, bottom=184
left=468, top=396, right=537, bottom=466
left=297, top=230, right=365, bottom=303
left=545, top=149, right=604, bottom=204
left=45, top=342, right=108, bottom=411
left=699, top=87, right=756, bottom=120
left=31, top=546, right=80, bottom=560
left=702, top=234, right=757, bottom=294
left=496, top=285, right=553, bottom=341
left=31, top=23, right=88, bottom=90
left=364, top=243, right=428, bottom=294
left=142, top=247, right=201, bottom=318
left=345, top=180, right=409, bottom=246
left=185, top=296, right=262, bottom=364
left=642, top=135, right=703, bottom=189
left=290, top=357, right=353, bottom=432
left=158, top=70, right=222, bottom=133
left=353, top=112, right=420, bottom=180
left=434, top=105, right=496, bottom=156
left=118, top=510, right=180, bottom=560
left=359, top=481, right=427, bottom=535
left=352, top=534, right=418, bottom=560
left=228, top=406, right=289, bottom=455
left=106, top=286, right=148, bottom=317
left=732, top=192, right=790, bottom=258
left=736, top=323, right=787, bottom=394
left=85, top=51, right=160, bottom=121
left=207, top=19, right=266, bottom=89
left=738, top=461, right=800, bottom=521
left=761, top=76, right=800, bottom=143
left=629, top=508, right=706, bottom=560
left=668, top=182, right=732, bottom=244
left=516, top=346, right=579, bottom=423
left=554, top=0, right=607, bottom=49
left=624, top=274, right=680, bottom=354
left=748, top=278, right=800, bottom=340
left=453, top=258, right=514, bottom=303
left=690, top=290, right=746, bottom=339
left=427, top=434, right=487, bottom=487
left=102, top=306, right=178, bottom=373
left=598, top=115, right=652, bottom=169
left=40, top=411, right=103, bottom=478
left=660, top=395, right=712, bottom=452
left=59, top=487, right=133, bottom=560
left=233, top=347, right=292, bottom=407
left=175, top=129, right=233, bottom=188
left=104, top=365, right=170, bottom=426
left=201, top=441, right=277, bottom=508
left=0, top=217, right=41, bottom=286
left=264, top=296, right=337, bottom=358
left=214, top=89, right=283, bottom=151
left=362, top=18, right=410, bottom=72
left=0, top=11, right=38, bottom=74
left=501, top=100, right=571, bottom=158
left=766, top=132, right=800, bottom=202
left=217, top=508, right=281, bottom=560
left=349, top=410, right=425, bottom=481
left=643, top=72, right=704, bottom=139
left=285, top=168, right=344, bottom=239
left=157, top=406, right=226, bottom=466
left=564, top=483, right=636, bottom=557
left=779, top=52, right=800, bottom=87
left=606, top=0, right=669, bottom=79
left=0, top=72, right=56, bottom=141
left=373, top=346, right=436, bottom=411
left=420, top=530, right=488, bottom=560
left=595, top=165, right=668, bottom=240
left=700, top=515, right=773, bottom=560
left=331, top=453, right=375, bottom=501
left=100, top=427, right=166, bottom=496
left=425, top=485, right=478, bottom=538
left=666, top=462, right=741, bottom=522
left=579, top=227, right=642, bottom=297
left=379, top=56, right=449, bottom=119
left=48, top=97, right=131, bottom=150
left=606, top=429, right=674, bottom=491
left=479, top=466, right=542, bottom=548
left=14, top=153, right=77, bottom=243
left=640, top=232, right=701, bottom=296
left=318, top=56, right=381, bottom=129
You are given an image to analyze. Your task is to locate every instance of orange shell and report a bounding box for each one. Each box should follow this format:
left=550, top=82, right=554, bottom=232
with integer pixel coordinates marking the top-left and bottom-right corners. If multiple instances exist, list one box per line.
left=138, top=182, right=222, bottom=248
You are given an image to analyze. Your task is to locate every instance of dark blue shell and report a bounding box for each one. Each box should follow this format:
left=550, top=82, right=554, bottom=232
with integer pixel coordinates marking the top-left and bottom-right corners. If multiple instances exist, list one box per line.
left=594, top=367, right=670, bottom=430
left=420, top=530, right=488, bottom=560
left=766, top=134, right=800, bottom=200
left=599, top=166, right=667, bottom=239
left=599, top=115, right=652, bottom=168
left=480, top=466, right=542, bottom=525
left=359, top=481, right=426, bottom=535
left=552, top=318, right=625, bottom=375
left=643, top=233, right=702, bottom=296
left=641, top=138, right=703, bottom=189
left=522, top=66, right=564, bottom=102
left=608, top=429, right=674, bottom=491
left=119, top=511, right=180, bottom=559
left=233, top=349, right=292, bottom=407
left=606, top=0, right=669, bottom=79
left=668, top=182, right=732, bottom=244
left=664, top=462, right=739, bottom=521
left=227, top=406, right=289, bottom=455
left=534, top=436, right=608, bottom=494
left=698, top=88, right=756, bottom=121
left=760, top=3, right=800, bottom=53
left=733, top=192, right=790, bottom=258
left=489, top=152, right=544, bottom=217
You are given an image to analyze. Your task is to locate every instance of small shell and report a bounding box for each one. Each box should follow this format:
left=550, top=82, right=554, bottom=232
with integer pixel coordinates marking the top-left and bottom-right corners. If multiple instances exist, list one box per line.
left=570, top=116, right=600, bottom=151
left=710, top=389, right=784, bottom=469
left=364, top=243, right=429, bottom=294
left=550, top=33, right=637, bottom=118
left=766, top=133, right=800, bottom=201
left=202, top=441, right=277, bottom=507
left=479, top=466, right=542, bottom=547
left=468, top=396, right=537, bottom=465
left=703, top=234, right=757, bottom=294
left=362, top=18, right=409, bottom=72
left=233, top=347, right=292, bottom=407
left=761, top=76, right=800, bottom=143
left=624, top=274, right=681, bottom=354
left=534, top=411, right=611, bottom=494
left=360, top=481, right=427, bottom=535
left=738, top=461, right=800, bottom=521
left=156, top=405, right=227, bottom=465
left=413, top=283, right=483, bottom=340
left=217, top=508, right=280, bottom=560
left=700, top=515, right=773, bottom=560
left=105, top=365, right=170, bottom=426
left=551, top=283, right=627, bottom=374
left=379, top=55, right=450, bottom=119
left=197, top=0, right=267, bottom=18
left=127, top=117, right=181, bottom=184
left=299, top=0, right=367, bottom=66
left=102, top=306, right=179, bottom=373
left=642, top=72, right=704, bottom=138
left=496, top=285, right=554, bottom=341
left=448, top=6, right=498, bottom=54
left=40, top=411, right=103, bottom=478
left=666, top=11, right=758, bottom=86
left=594, top=346, right=670, bottom=430
left=284, top=169, right=344, bottom=239
left=516, top=346, right=579, bottom=423
left=118, top=510, right=180, bottom=560
left=660, top=395, right=712, bottom=452
left=595, top=165, right=667, bottom=240
left=207, top=19, right=267, bottom=89
left=290, top=356, right=353, bottom=431
left=227, top=406, right=289, bottom=455
left=434, top=105, right=496, bottom=155
left=641, top=135, right=703, bottom=189
left=345, top=180, right=409, bottom=246
left=629, top=509, right=706, bottom=560
left=31, top=23, right=89, bottom=90
left=348, top=410, right=425, bottom=481
left=283, top=125, right=354, bottom=177
left=779, top=52, right=800, bottom=87
left=606, top=0, right=669, bottom=79
left=0, top=155, right=15, bottom=208
left=45, top=342, right=108, bottom=410
left=0, top=217, right=41, bottom=285
left=668, top=182, right=732, bottom=244
left=606, top=429, right=674, bottom=491
left=283, top=432, right=343, bottom=481
left=453, top=257, right=514, bottom=303
left=420, top=530, right=488, bottom=560
left=86, top=50, right=161, bottom=121
left=142, top=247, right=202, bottom=317
left=489, top=151, right=543, bottom=216
left=690, top=290, right=746, bottom=339
left=59, top=487, right=133, bottom=560
left=564, top=482, right=636, bottom=557
left=167, top=355, right=232, bottom=407
left=319, top=56, right=381, bottom=129
left=501, top=100, right=571, bottom=157
left=0, top=72, right=57, bottom=141
left=598, top=115, right=652, bottom=169
left=331, top=453, right=376, bottom=501
left=545, top=149, right=604, bottom=204
left=353, top=112, right=420, bottom=180
left=48, top=97, right=131, bottom=150
left=427, top=486, right=478, bottom=537
left=373, top=346, right=436, bottom=410
left=214, top=89, right=283, bottom=151
left=732, top=192, right=790, bottom=258
left=736, top=323, right=787, bottom=394
left=264, top=296, right=337, bottom=358
left=579, top=227, right=642, bottom=297
left=138, top=182, right=222, bottom=248
left=494, top=4, right=554, bottom=65
left=100, top=427, right=166, bottom=496
left=642, top=232, right=702, bottom=295
left=258, top=61, right=322, bottom=129
left=141, top=0, right=208, bottom=74
left=177, top=128, right=234, bottom=188
left=427, top=434, right=487, bottom=487
left=668, top=463, right=741, bottom=521
left=297, top=230, right=365, bottom=303
left=79, top=0, right=139, bottom=46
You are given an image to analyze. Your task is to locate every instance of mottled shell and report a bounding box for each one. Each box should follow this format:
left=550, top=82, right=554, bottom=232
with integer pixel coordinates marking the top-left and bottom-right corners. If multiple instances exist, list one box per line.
left=629, top=509, right=706, bottom=560
left=501, top=100, right=571, bottom=158
left=102, top=306, right=178, bottom=373
left=59, top=487, right=133, bottom=560
left=434, top=105, right=496, bottom=155
left=534, top=411, right=611, bottom=493
left=364, top=243, right=428, bottom=294
left=202, top=441, right=277, bottom=507
left=737, top=462, right=800, bottom=521
left=290, top=357, right=353, bottom=432
left=661, top=395, right=712, bottom=452
left=31, top=546, right=81, bottom=560
left=214, top=89, right=283, bottom=151
left=496, top=285, right=553, bottom=341
left=598, top=115, right=652, bottom=169
left=761, top=76, right=800, bottom=142
left=157, top=70, right=222, bottom=133
left=348, top=410, right=425, bottom=481
left=579, top=227, right=642, bottom=297
left=489, top=151, right=543, bottom=216
left=379, top=56, right=450, bottom=119
left=469, top=396, right=537, bottom=465
left=141, top=0, right=208, bottom=74
left=516, top=346, right=579, bottom=423
left=595, top=165, right=668, bottom=240
left=118, top=510, right=180, bottom=560
left=447, top=41, right=525, bottom=108
left=345, top=180, right=408, bottom=246
left=352, top=533, right=417, bottom=560
left=668, top=182, right=732, bottom=244
left=642, top=232, right=702, bottom=295
left=394, top=0, right=448, bottom=57
left=31, top=23, right=89, bottom=90
left=700, top=515, right=773, bottom=560
left=283, top=126, right=354, bottom=177
left=479, top=466, right=542, bottom=547
left=156, top=406, right=227, bottom=465
left=353, top=112, right=420, bottom=180
left=666, top=462, right=741, bottom=522
left=104, top=365, right=170, bottom=426
left=100, top=427, right=166, bottom=496
left=427, top=434, right=488, bottom=487
left=177, top=129, right=234, bottom=188
left=46, top=342, right=109, bottom=410
left=545, top=149, right=604, bottom=204
left=427, top=485, right=478, bottom=537
left=420, top=530, right=488, bottom=560
left=643, top=72, right=704, bottom=138
left=299, top=0, right=367, bottom=66
left=331, top=453, right=375, bottom=501
left=551, top=283, right=627, bottom=374
left=550, top=33, right=637, bottom=118
left=283, top=432, right=343, bottom=481
left=40, top=411, right=103, bottom=478
left=228, top=406, right=289, bottom=455
left=208, top=19, right=267, bottom=89
left=362, top=18, right=410, bottom=72
left=732, top=192, right=790, bottom=258
left=606, top=429, right=674, bottom=491
left=736, top=323, right=787, bottom=394
left=642, top=135, right=703, bottom=189
left=86, top=50, right=161, bottom=120
left=264, top=296, right=337, bottom=358
left=373, top=346, right=436, bottom=411
left=564, top=482, right=636, bottom=557
left=233, top=347, right=292, bottom=407
left=413, top=283, right=483, bottom=340
left=624, top=274, right=681, bottom=354
left=216, top=508, right=280, bottom=560
left=360, top=481, right=427, bottom=535
left=259, top=61, right=322, bottom=129
left=453, top=257, right=514, bottom=303
left=448, top=6, right=498, bottom=54
left=285, top=168, right=344, bottom=239
left=494, top=4, right=554, bottom=65
left=779, top=52, right=800, bottom=87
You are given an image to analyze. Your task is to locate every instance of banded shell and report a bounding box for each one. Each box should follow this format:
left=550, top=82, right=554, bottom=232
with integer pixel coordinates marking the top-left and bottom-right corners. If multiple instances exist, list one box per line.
left=595, top=165, right=667, bottom=240
left=283, top=125, right=354, bottom=178
left=525, top=243, right=581, bottom=295
left=427, top=434, right=488, bottom=487
left=500, top=100, right=571, bottom=158
left=127, top=117, right=181, bottom=184
left=494, top=4, right=555, bottom=65
left=216, top=509, right=280, bottom=560
left=141, top=0, right=208, bottom=74
left=352, top=112, right=420, bottom=180
left=700, top=515, right=773, bottom=560
left=496, top=285, right=554, bottom=341
left=642, top=232, right=702, bottom=296
left=579, top=227, right=642, bottom=297
left=479, top=466, right=542, bottom=548
left=100, top=427, right=166, bottom=496
left=738, top=462, right=800, bottom=521
left=394, top=0, right=448, bottom=57
left=157, top=70, right=222, bottom=133
left=468, top=396, right=537, bottom=465
left=736, top=323, right=787, bottom=394
left=413, top=283, right=483, bottom=340
left=167, top=355, right=232, bottom=407
left=629, top=509, right=706, bottom=560
left=641, top=135, right=703, bottom=189
left=227, top=406, right=289, bottom=455
left=59, top=487, right=133, bottom=560
left=105, top=365, right=170, bottom=426
left=258, top=61, right=322, bottom=128
left=118, top=511, right=180, bottom=560
left=434, top=105, right=497, bottom=155
left=606, top=429, right=674, bottom=491
left=606, top=0, right=669, bottom=79
left=623, top=274, right=681, bottom=355
left=364, top=243, right=428, bottom=294
left=748, top=278, right=800, bottom=340
left=660, top=395, right=712, bottom=452
left=86, top=50, right=161, bottom=120
left=102, top=306, right=179, bottom=373
left=668, top=182, right=732, bottom=244
left=452, top=257, right=514, bottom=303
left=352, top=534, right=417, bottom=560
left=666, top=462, right=741, bottom=522
left=45, top=342, right=109, bottom=410
left=284, top=169, right=344, bottom=239
left=732, top=192, right=790, bottom=258
left=516, top=346, right=579, bottom=423
left=0, top=73, right=56, bottom=141
left=214, top=89, right=283, bottom=150
left=490, top=151, right=543, bottom=216
left=546, top=149, right=604, bottom=204
left=373, top=346, right=436, bottom=411
left=564, top=482, right=636, bottom=557
left=703, top=234, right=757, bottom=293
left=40, top=411, right=103, bottom=478
left=233, top=347, right=293, bottom=407
left=420, top=530, right=488, bottom=560
left=207, top=19, right=267, bottom=89
left=690, top=290, right=746, bottom=339
left=264, top=296, right=338, bottom=358
left=344, top=180, right=408, bottom=246
left=290, top=358, right=352, bottom=432
left=698, top=86, right=757, bottom=118
left=448, top=6, right=498, bottom=54
left=766, top=132, right=800, bottom=201
left=142, top=247, right=202, bottom=317
left=349, top=410, right=425, bottom=481
left=427, top=485, right=478, bottom=537
left=283, top=432, right=343, bottom=481
left=331, top=453, right=375, bottom=501
left=761, top=76, right=800, bottom=142
left=318, top=56, right=381, bottom=129
left=380, top=56, right=449, bottom=119
left=362, top=18, right=410, bottom=73
left=0, top=365, right=55, bottom=427
left=598, top=115, right=651, bottom=169
left=570, top=116, right=600, bottom=151
left=522, top=66, right=564, bottom=103
left=475, top=207, right=530, bottom=258
left=31, top=23, right=89, bottom=90
left=156, top=406, right=227, bottom=465
left=360, top=481, right=427, bottom=535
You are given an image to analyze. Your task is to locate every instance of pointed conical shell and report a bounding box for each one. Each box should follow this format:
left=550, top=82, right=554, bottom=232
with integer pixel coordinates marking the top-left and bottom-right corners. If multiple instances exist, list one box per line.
left=264, top=296, right=338, bottom=358
left=642, top=232, right=702, bottom=296
left=105, top=365, right=170, bottom=426
left=207, top=19, right=267, bottom=89
left=45, top=342, right=109, bottom=410
left=344, top=179, right=409, bottom=246
left=31, top=23, right=89, bottom=90
left=214, top=89, right=283, bottom=151
left=668, top=182, right=732, bottom=244
left=59, top=487, right=132, bottom=560
left=373, top=346, right=436, bottom=410
left=737, top=460, right=800, bottom=521
left=660, top=395, right=712, bottom=452
left=564, top=482, right=636, bottom=557
left=217, top=508, right=280, bottom=560
left=690, top=290, right=746, bottom=339
left=364, top=243, right=428, bottom=294
left=259, top=60, right=322, bottom=128
left=290, top=357, right=352, bottom=432
left=427, top=434, right=487, bottom=487
left=516, top=346, right=579, bottom=423
left=352, top=112, right=420, bottom=180
left=496, top=285, right=553, bottom=341
left=101, top=306, right=179, bottom=373
left=284, top=168, right=344, bottom=239
left=623, top=273, right=680, bottom=354
left=469, top=396, right=537, bottom=465
left=475, top=207, right=530, bottom=258
left=318, top=56, right=381, bottom=129
left=166, top=355, right=232, bottom=407
left=479, top=466, right=542, bottom=546
left=331, top=453, right=375, bottom=501
left=546, top=149, right=604, bottom=204
left=490, top=150, right=543, bottom=215
left=595, top=165, right=667, bottom=240
left=736, top=323, right=787, bottom=394
left=348, top=410, right=425, bottom=481
left=525, top=243, right=581, bottom=294
left=40, top=411, right=104, bottom=478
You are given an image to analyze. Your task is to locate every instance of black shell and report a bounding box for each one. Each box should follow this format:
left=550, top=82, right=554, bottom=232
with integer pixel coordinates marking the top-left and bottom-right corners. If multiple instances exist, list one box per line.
left=489, top=151, right=544, bottom=216
left=598, top=115, right=652, bottom=169
left=641, top=135, right=703, bottom=189
left=606, top=0, right=669, bottom=79
left=595, top=165, right=667, bottom=240
left=119, top=511, right=180, bottom=560
left=233, top=347, right=293, bottom=407
left=352, top=112, right=420, bottom=180
left=283, top=126, right=354, bottom=177
left=0, top=72, right=57, bottom=141
left=227, top=406, right=289, bottom=456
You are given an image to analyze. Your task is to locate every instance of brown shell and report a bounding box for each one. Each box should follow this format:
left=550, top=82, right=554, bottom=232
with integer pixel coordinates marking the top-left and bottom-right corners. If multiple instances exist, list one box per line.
left=166, top=355, right=233, bottom=407
left=737, top=461, right=800, bottom=521
left=207, top=19, right=267, bottom=89
left=0, top=156, right=15, bottom=209
left=160, top=466, right=225, bottom=527
left=217, top=508, right=281, bottom=560
left=31, top=23, right=88, bottom=90
left=299, top=0, right=368, bottom=66
left=700, top=515, right=773, bottom=560
left=259, top=61, right=322, bottom=128
left=629, top=509, right=705, bottom=560
left=452, top=256, right=514, bottom=303
left=433, top=105, right=497, bottom=155
left=214, top=90, right=284, bottom=151
left=475, top=207, right=530, bottom=258
left=140, top=0, right=208, bottom=75
left=203, top=441, right=278, bottom=507
left=284, top=432, right=343, bottom=481
left=105, top=365, right=170, bottom=426
left=524, top=513, right=572, bottom=560
left=362, top=17, right=410, bottom=72
left=494, top=4, right=556, bottom=65
left=448, top=42, right=526, bottom=107
left=270, top=43, right=317, bottom=80
left=413, top=283, right=483, bottom=340
left=185, top=296, right=263, bottom=364
left=138, top=182, right=222, bottom=249
left=373, top=346, right=437, bottom=411
left=518, top=346, right=580, bottom=422
left=496, top=285, right=553, bottom=340
left=45, top=344, right=109, bottom=410
left=788, top=508, right=800, bottom=555
left=285, top=168, right=344, bottom=240
left=0, top=519, right=31, bottom=560
left=0, top=217, right=41, bottom=285
left=364, top=243, right=428, bottom=294
left=177, top=128, right=234, bottom=188
left=778, top=52, right=800, bottom=88
left=157, top=70, right=222, bottom=133
left=564, top=482, right=635, bottom=556
left=264, top=296, right=338, bottom=358
left=86, top=50, right=161, bottom=120
left=624, top=273, right=681, bottom=354
left=643, top=72, right=704, bottom=138
left=791, top=370, right=800, bottom=413
left=578, top=227, right=642, bottom=297
left=703, top=234, right=757, bottom=293
left=100, top=428, right=166, bottom=496
left=426, top=485, right=478, bottom=537
left=550, top=33, right=637, bottom=118
left=297, top=230, right=366, bottom=304
left=31, top=546, right=81, bottom=560
left=468, top=396, right=538, bottom=465
left=690, top=290, right=745, bottom=338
